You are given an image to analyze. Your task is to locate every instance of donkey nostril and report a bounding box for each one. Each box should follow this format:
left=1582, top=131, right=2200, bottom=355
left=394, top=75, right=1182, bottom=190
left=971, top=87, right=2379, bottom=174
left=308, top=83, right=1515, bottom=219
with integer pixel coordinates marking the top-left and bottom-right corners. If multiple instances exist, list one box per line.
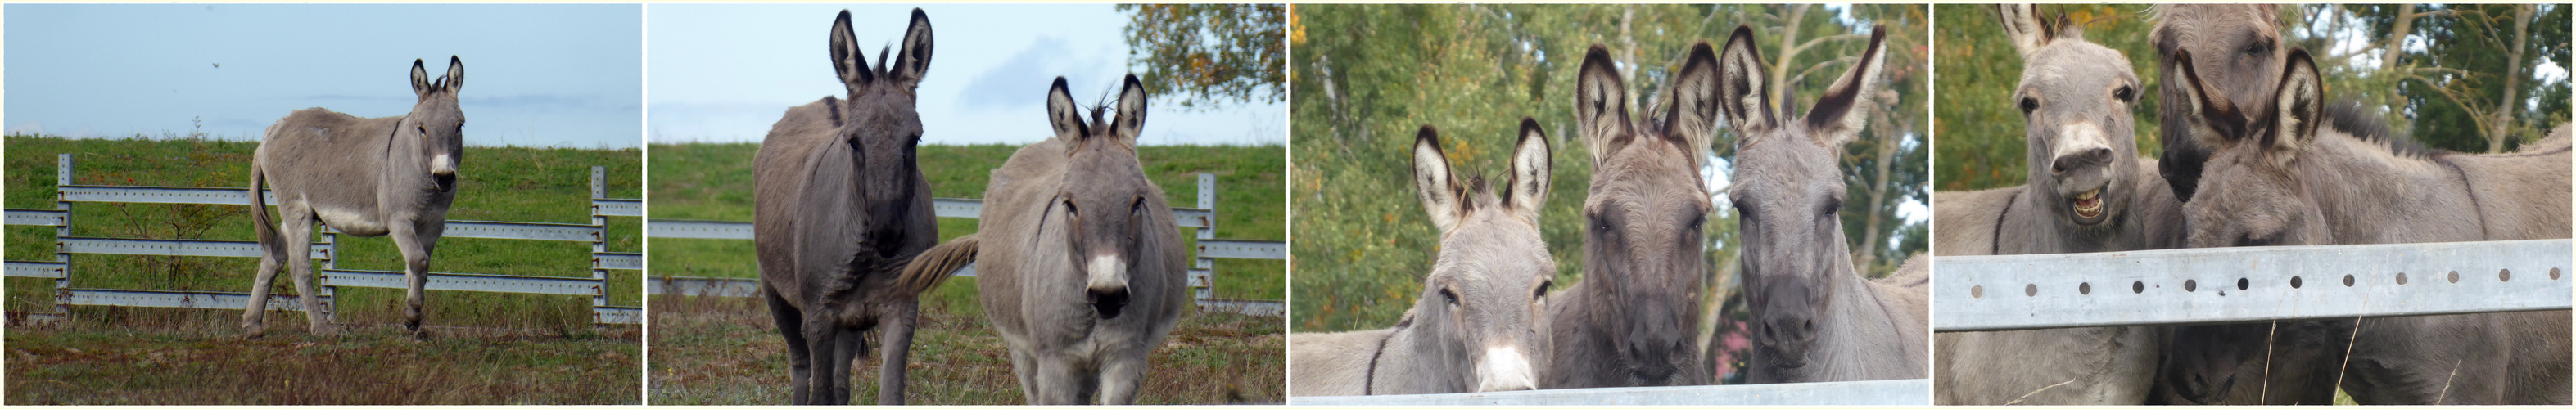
left=1088, top=288, right=1129, bottom=319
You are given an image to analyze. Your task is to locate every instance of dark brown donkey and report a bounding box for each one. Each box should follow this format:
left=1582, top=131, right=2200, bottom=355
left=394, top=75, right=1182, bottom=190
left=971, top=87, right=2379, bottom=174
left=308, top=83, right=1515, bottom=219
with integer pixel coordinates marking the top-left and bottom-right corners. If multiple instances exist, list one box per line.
left=1715, top=25, right=1929, bottom=384
left=751, top=9, right=942, bottom=405
left=1539, top=38, right=1721, bottom=389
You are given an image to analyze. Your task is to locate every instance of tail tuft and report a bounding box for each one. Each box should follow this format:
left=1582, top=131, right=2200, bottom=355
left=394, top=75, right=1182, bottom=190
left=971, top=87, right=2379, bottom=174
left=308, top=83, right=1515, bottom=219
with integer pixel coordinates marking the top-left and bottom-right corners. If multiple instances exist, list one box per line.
left=898, top=234, right=979, bottom=295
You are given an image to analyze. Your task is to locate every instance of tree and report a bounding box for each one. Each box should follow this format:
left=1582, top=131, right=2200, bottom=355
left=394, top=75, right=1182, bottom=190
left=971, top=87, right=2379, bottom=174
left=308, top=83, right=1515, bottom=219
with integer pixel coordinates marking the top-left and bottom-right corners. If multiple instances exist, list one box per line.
left=1119, top=4, right=1286, bottom=110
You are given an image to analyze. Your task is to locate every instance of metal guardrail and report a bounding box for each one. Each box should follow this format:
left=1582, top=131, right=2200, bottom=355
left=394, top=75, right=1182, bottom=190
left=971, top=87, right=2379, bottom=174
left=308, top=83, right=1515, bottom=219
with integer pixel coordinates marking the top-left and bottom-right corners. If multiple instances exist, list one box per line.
left=1289, top=379, right=1933, bottom=406
left=1935, top=239, right=2574, bottom=332
left=2, top=154, right=642, bottom=326
left=647, top=173, right=1287, bottom=317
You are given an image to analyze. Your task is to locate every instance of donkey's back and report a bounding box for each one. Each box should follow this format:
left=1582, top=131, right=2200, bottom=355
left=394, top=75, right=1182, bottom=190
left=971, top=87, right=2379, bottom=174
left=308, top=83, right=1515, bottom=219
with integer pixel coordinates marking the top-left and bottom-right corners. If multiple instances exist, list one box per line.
left=258, top=108, right=409, bottom=223
left=1288, top=328, right=1398, bottom=397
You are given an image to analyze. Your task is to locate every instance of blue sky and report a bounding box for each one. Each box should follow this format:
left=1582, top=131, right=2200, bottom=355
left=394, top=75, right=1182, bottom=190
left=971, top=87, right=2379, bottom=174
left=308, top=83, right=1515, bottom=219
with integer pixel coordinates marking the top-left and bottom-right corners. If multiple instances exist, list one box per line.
left=6, top=4, right=643, bottom=148
left=646, top=3, right=1285, bottom=146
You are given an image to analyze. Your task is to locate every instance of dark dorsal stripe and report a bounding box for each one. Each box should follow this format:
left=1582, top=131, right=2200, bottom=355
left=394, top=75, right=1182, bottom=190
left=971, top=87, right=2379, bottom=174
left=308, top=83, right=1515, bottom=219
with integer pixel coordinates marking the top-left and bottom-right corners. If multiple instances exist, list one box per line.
left=1992, top=192, right=2018, bottom=255
left=1364, top=318, right=1408, bottom=396
left=826, top=97, right=843, bottom=128
left=2441, top=159, right=2488, bottom=240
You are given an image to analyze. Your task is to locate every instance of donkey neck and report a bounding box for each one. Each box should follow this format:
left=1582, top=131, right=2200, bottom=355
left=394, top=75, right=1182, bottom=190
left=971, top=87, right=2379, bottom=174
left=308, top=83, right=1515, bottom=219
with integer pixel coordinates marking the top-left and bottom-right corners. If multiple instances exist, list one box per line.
left=1373, top=317, right=1471, bottom=394
left=2294, top=131, right=2483, bottom=244
left=1800, top=242, right=1914, bottom=381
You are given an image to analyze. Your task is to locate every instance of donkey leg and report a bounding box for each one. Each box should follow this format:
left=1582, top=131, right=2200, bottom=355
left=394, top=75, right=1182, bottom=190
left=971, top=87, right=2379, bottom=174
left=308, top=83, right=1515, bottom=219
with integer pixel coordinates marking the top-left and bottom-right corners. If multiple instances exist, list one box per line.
left=1098, top=353, right=1150, bottom=404
left=1030, top=355, right=1089, bottom=404
left=874, top=303, right=919, bottom=405
left=801, top=314, right=847, bottom=404
left=831, top=325, right=867, bottom=404
left=391, top=226, right=436, bottom=335
left=764, top=289, right=814, bottom=404
left=279, top=211, right=332, bottom=335
left=1007, top=346, right=1042, bottom=402
left=241, top=219, right=291, bottom=337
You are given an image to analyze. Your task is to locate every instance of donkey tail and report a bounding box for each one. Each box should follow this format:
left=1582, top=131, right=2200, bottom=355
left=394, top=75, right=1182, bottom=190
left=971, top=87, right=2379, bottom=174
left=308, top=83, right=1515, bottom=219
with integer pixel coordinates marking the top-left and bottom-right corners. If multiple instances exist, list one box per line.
left=898, top=234, right=979, bottom=295
left=247, top=160, right=278, bottom=253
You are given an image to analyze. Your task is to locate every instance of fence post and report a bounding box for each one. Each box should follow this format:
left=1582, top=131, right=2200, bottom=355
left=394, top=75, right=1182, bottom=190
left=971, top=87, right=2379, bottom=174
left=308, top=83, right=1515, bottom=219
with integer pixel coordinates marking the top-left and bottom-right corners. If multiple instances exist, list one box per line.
left=52, top=154, right=71, bottom=318
left=590, top=166, right=609, bottom=325
left=1195, top=173, right=1216, bottom=308
left=320, top=222, right=337, bottom=322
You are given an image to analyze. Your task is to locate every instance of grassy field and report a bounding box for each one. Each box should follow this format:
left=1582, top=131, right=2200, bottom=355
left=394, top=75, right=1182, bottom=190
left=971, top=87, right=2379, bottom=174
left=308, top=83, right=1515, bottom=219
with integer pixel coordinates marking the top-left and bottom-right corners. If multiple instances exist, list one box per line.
left=3, top=133, right=642, bottom=403
left=644, top=142, right=1286, bottom=404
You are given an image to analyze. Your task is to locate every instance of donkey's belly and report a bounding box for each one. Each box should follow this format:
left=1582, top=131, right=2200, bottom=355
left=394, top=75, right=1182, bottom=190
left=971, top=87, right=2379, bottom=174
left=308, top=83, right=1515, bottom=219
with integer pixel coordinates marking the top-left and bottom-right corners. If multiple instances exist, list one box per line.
left=314, top=204, right=391, bottom=236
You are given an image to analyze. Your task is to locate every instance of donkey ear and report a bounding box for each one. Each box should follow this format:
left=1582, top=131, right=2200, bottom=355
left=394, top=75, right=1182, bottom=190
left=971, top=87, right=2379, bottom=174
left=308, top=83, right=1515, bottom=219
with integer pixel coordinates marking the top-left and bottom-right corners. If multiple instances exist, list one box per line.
left=1665, top=41, right=1722, bottom=165
left=1114, top=74, right=1150, bottom=144
left=443, top=56, right=464, bottom=93
left=1996, top=4, right=2052, bottom=56
left=829, top=10, right=875, bottom=92
left=1575, top=44, right=1634, bottom=165
left=888, top=8, right=934, bottom=88
left=1503, top=118, right=1553, bottom=224
left=1802, top=25, right=1888, bottom=147
left=2266, top=49, right=2325, bottom=167
left=410, top=59, right=433, bottom=97
left=1715, top=25, right=1775, bottom=138
left=2172, top=49, right=2249, bottom=149
left=1412, top=126, right=1467, bottom=232
left=1045, top=77, right=1087, bottom=142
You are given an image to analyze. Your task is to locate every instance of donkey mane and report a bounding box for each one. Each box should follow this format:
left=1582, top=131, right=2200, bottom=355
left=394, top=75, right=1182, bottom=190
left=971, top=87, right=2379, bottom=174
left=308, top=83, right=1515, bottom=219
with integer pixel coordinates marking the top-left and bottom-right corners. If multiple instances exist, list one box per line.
left=2320, top=99, right=2428, bottom=159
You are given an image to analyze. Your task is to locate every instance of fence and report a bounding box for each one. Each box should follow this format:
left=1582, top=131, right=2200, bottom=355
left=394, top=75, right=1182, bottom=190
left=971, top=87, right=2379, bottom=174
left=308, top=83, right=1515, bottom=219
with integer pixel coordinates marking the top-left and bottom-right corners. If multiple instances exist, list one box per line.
left=1290, top=380, right=1932, bottom=405
left=646, top=173, right=1288, bottom=317
left=3, top=154, right=643, bottom=326
left=1934, top=239, right=2573, bottom=332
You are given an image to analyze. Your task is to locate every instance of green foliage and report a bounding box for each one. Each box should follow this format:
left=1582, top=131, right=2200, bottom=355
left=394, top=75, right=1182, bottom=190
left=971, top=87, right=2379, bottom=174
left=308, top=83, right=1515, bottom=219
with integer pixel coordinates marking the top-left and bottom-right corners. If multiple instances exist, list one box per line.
left=4, top=134, right=642, bottom=330
left=1292, top=4, right=1926, bottom=332
left=1932, top=4, right=2164, bottom=191
left=1120, top=4, right=1286, bottom=110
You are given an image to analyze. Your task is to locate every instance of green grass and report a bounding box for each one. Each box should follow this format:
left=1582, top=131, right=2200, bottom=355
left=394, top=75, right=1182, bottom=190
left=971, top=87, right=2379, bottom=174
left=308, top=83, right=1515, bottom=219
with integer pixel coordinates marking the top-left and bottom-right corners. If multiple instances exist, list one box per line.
left=4, top=133, right=640, bottom=403
left=644, top=142, right=1286, bottom=404
left=6, top=320, right=640, bottom=405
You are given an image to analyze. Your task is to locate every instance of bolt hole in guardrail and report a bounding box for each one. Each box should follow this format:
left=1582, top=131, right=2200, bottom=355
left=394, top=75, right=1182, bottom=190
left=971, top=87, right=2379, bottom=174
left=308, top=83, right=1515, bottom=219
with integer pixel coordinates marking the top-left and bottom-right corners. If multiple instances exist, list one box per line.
left=2023, top=283, right=2037, bottom=297
left=1970, top=285, right=1982, bottom=299
left=2553, top=267, right=2562, bottom=280
left=2344, top=274, right=2357, bottom=286
left=2448, top=270, right=2460, bottom=284
left=2397, top=272, right=2409, bottom=285
left=2185, top=279, right=2197, bottom=292
left=2078, top=282, right=2090, bottom=294
left=2501, top=268, right=2511, bottom=282
left=2290, top=276, right=2303, bottom=288
left=2131, top=281, right=2144, bottom=294
left=2236, top=277, right=2249, bottom=290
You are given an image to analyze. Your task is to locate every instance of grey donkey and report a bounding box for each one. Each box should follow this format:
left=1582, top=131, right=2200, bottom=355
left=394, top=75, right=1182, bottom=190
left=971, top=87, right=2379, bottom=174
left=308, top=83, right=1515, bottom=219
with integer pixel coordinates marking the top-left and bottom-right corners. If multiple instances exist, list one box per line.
left=1538, top=37, right=1717, bottom=389
left=906, top=75, right=1189, bottom=404
left=1714, top=25, right=1930, bottom=384
left=1931, top=5, right=2185, bottom=405
left=2160, top=45, right=2573, bottom=405
left=1292, top=122, right=1558, bottom=397
left=752, top=9, right=943, bottom=405
left=245, top=56, right=466, bottom=337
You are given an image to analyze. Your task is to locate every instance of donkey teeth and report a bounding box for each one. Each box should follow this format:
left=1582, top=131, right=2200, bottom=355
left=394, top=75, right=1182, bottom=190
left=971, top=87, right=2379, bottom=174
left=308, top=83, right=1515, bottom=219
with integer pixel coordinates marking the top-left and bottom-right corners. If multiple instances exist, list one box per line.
left=2071, top=188, right=2104, bottom=218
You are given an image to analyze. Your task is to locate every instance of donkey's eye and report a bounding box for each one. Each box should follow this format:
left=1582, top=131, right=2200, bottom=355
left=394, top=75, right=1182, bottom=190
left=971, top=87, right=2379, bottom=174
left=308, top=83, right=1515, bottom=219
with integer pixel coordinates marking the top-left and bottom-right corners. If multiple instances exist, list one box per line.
left=1819, top=198, right=1843, bottom=218
left=1131, top=197, right=1146, bottom=215
left=1534, top=281, right=1553, bottom=300
left=1440, top=287, right=1461, bottom=306
left=2113, top=86, right=2135, bottom=103
left=1064, top=200, right=1079, bottom=218
left=2018, top=97, right=2040, bottom=115
left=416, top=126, right=427, bottom=135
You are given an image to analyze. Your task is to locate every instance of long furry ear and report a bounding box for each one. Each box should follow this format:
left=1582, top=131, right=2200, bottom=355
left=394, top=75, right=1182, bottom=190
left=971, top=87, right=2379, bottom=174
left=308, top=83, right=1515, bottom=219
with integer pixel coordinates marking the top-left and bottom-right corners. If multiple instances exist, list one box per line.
left=1412, top=126, right=1467, bottom=233
left=1996, top=4, right=2053, bottom=56
left=1575, top=44, right=1633, bottom=166
left=1715, top=25, right=1774, bottom=140
left=2266, top=49, right=2325, bottom=168
left=829, top=10, right=874, bottom=92
left=1045, top=77, right=1087, bottom=143
left=1503, top=118, right=1553, bottom=225
left=443, top=56, right=464, bottom=93
left=2172, top=49, right=2248, bottom=150
left=1114, top=74, right=1150, bottom=145
left=1665, top=41, right=1721, bottom=168
left=1802, top=25, right=1888, bottom=148
left=888, top=8, right=934, bottom=88
left=410, top=59, right=433, bottom=97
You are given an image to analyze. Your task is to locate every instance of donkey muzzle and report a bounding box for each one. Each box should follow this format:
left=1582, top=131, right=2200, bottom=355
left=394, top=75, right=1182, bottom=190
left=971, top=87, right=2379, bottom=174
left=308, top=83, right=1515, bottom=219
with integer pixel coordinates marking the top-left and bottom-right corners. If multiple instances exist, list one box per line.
left=430, top=154, right=459, bottom=192
left=1086, top=255, right=1130, bottom=319
left=1475, top=345, right=1538, bottom=392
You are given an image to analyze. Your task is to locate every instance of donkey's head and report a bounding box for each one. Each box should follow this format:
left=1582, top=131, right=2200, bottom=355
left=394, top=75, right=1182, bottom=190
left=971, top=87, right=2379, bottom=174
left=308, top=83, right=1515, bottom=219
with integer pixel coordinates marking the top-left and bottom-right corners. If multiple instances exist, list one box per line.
left=1043, top=74, right=1164, bottom=320
left=1568, top=38, right=1721, bottom=384
left=1408, top=123, right=1557, bottom=393
left=2169, top=47, right=2331, bottom=248
left=1714, top=25, right=1890, bottom=375
left=2153, top=4, right=2287, bottom=202
left=404, top=56, right=466, bottom=192
left=1998, top=5, right=2144, bottom=228
left=826, top=9, right=934, bottom=257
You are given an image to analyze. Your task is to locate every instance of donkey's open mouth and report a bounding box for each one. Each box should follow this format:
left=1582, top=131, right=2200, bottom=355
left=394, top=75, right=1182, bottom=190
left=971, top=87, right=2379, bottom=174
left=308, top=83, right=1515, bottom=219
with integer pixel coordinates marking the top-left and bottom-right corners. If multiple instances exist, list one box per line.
left=2070, top=188, right=2104, bottom=218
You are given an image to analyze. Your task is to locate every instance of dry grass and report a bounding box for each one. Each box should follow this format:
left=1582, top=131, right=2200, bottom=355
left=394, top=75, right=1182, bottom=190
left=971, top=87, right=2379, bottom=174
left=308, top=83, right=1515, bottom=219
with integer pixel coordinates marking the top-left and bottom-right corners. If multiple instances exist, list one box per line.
left=5, top=317, right=641, bottom=405
left=646, top=281, right=1284, bottom=405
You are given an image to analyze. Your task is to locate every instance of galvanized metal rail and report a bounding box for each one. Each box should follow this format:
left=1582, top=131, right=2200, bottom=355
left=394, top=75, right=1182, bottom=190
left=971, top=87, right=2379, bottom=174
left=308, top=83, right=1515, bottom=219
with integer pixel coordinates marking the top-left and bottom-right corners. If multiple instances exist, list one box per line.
left=646, top=173, right=1289, bottom=317
left=1935, top=239, right=2574, bottom=332
left=2, top=154, right=642, bottom=326
left=1288, top=379, right=1933, bottom=406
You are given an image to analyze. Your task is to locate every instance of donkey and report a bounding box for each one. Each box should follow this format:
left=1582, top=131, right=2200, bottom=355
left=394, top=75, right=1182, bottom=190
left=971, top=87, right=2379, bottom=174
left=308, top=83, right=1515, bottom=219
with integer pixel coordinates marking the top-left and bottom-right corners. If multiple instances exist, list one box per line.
left=751, top=9, right=941, bottom=405
left=1930, top=5, right=2185, bottom=405
left=1707, top=25, right=1929, bottom=384
left=903, top=75, right=1187, bottom=404
left=1537, top=38, right=1722, bottom=389
left=1291, top=122, right=1558, bottom=397
left=245, top=56, right=466, bottom=337
left=2161, top=46, right=2574, bottom=405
